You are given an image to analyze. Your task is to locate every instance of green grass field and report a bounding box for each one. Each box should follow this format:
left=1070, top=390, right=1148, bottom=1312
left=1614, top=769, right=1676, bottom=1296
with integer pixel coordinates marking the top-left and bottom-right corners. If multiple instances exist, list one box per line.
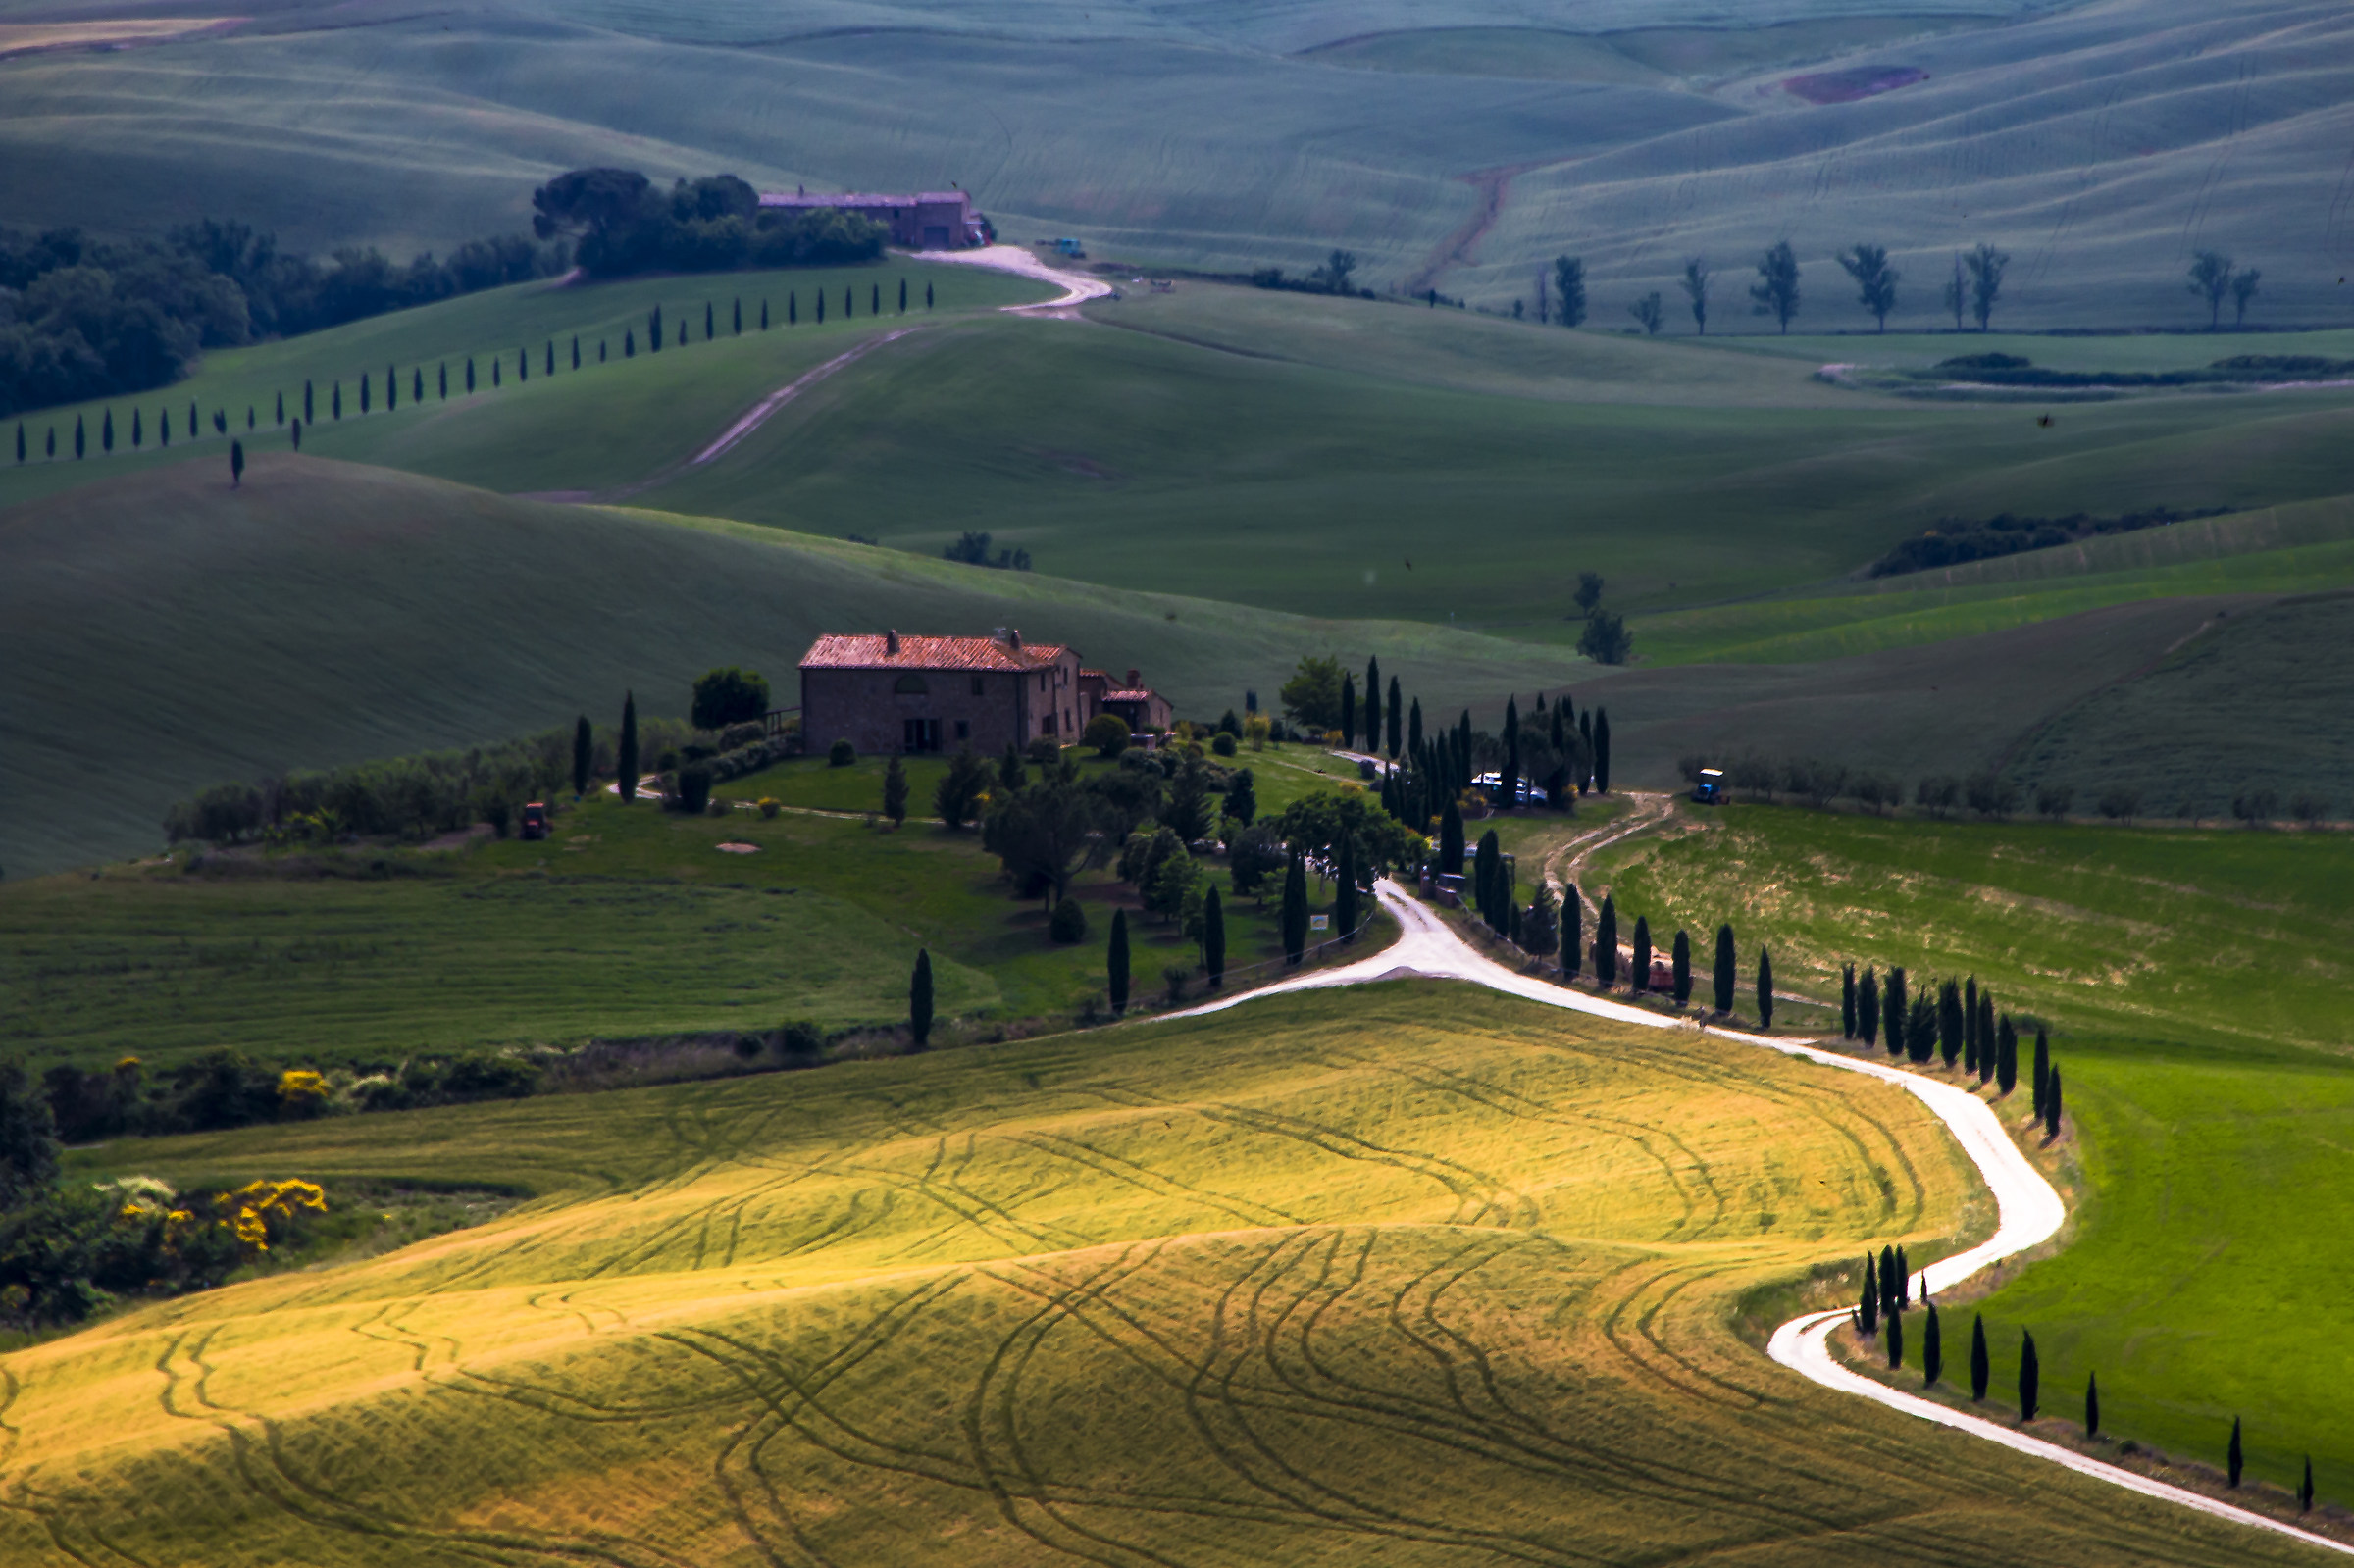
left=1597, top=802, right=2354, bottom=1492
left=2, top=983, right=2324, bottom=1566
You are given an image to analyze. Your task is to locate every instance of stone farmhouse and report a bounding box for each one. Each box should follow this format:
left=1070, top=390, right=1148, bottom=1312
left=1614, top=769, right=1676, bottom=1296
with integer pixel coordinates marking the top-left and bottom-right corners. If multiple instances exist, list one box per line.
left=757, top=187, right=989, bottom=250
left=799, top=630, right=1170, bottom=755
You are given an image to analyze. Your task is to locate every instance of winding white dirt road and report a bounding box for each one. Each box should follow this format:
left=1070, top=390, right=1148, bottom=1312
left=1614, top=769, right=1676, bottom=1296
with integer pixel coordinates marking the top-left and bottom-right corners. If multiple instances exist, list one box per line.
left=919, top=243, right=1113, bottom=314
left=1162, top=879, right=2352, bottom=1559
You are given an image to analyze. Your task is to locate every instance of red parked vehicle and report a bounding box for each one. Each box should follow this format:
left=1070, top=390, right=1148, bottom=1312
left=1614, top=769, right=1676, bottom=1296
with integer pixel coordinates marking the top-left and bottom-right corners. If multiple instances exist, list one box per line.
left=519, top=802, right=550, bottom=840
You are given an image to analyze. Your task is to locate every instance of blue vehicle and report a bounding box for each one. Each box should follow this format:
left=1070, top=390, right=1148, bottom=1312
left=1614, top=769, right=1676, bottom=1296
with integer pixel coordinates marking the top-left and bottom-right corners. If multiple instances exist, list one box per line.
left=1692, top=767, right=1725, bottom=804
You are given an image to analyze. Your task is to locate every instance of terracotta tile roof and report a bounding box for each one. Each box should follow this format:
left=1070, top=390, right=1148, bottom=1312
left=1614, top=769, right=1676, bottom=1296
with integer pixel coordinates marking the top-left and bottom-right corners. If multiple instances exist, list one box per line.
left=799, top=633, right=1069, bottom=672
left=758, top=192, right=968, bottom=209
left=1102, top=688, right=1157, bottom=702
left=1079, top=668, right=1109, bottom=680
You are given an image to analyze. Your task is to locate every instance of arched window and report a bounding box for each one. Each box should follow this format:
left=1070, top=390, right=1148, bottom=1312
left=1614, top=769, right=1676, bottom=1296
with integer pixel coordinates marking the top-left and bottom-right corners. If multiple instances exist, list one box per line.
left=894, top=674, right=930, bottom=695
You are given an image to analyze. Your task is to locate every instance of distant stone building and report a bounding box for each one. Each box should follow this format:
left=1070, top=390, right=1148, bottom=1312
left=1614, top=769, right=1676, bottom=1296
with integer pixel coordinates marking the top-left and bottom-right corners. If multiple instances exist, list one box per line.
left=757, top=187, right=989, bottom=250
left=1086, top=668, right=1172, bottom=736
left=800, top=630, right=1089, bottom=755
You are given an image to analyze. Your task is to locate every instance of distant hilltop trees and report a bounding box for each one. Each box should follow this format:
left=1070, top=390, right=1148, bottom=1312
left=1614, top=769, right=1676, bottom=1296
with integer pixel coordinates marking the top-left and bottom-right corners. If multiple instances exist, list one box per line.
left=532, top=169, right=887, bottom=280
left=0, top=219, right=560, bottom=419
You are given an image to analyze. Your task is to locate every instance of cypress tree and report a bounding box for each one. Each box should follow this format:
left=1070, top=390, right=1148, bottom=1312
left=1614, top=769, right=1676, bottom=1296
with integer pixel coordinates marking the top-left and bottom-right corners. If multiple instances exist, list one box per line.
left=1595, top=894, right=1618, bottom=986
left=1473, top=830, right=1501, bottom=930
left=625, top=330, right=635, bottom=357
left=360, top=375, right=370, bottom=412
left=910, top=949, right=934, bottom=1046
left=1886, top=1309, right=1904, bottom=1370
left=1387, top=676, right=1403, bottom=756
left=1281, top=852, right=1308, bottom=964
left=1977, top=995, right=1996, bottom=1083
left=1363, top=658, right=1381, bottom=756
left=705, top=301, right=714, bottom=338
left=618, top=691, right=640, bottom=802
left=46, top=427, right=54, bottom=458
left=188, top=400, right=198, bottom=436
left=439, top=364, right=448, bottom=399
left=789, top=292, right=797, bottom=325
left=246, top=406, right=255, bottom=430
left=160, top=409, right=169, bottom=446
left=1561, top=884, right=1582, bottom=979
left=491, top=359, right=500, bottom=387
left=572, top=715, right=592, bottom=797
left=290, top=418, right=301, bottom=451
left=1965, top=976, right=1979, bottom=1071
left=1408, top=696, right=1423, bottom=756
left=2032, top=1028, right=2051, bottom=1115
left=1501, top=694, right=1520, bottom=808
left=101, top=408, right=113, bottom=452
left=1939, top=979, right=1963, bottom=1068
left=1440, top=798, right=1464, bottom=877
left=1896, top=1245, right=1910, bottom=1305
left=762, top=299, right=770, bottom=329
left=385, top=365, right=395, bottom=410
left=545, top=341, right=554, bottom=376
left=731, top=299, right=741, bottom=334
left=649, top=304, right=663, bottom=351
left=844, top=286, right=853, bottom=317
left=1879, top=1244, right=1899, bottom=1317
left=131, top=408, right=142, bottom=448
left=2227, top=1416, right=2243, bottom=1488
left=1923, top=1303, right=1943, bottom=1385
left=899, top=278, right=908, bottom=313
left=1578, top=709, right=1593, bottom=791
left=1339, top=673, right=1356, bottom=747
left=12, top=422, right=20, bottom=464
left=1335, top=835, right=1358, bottom=939
left=2084, top=1372, right=2099, bottom=1436
left=2044, top=1067, right=2063, bottom=1139
left=1884, top=967, right=1908, bottom=1058
left=573, top=336, right=581, bottom=369
left=409, top=367, right=422, bottom=405
left=1907, top=993, right=1936, bottom=1063
left=1860, top=1252, right=1880, bottom=1335
left=599, top=339, right=607, bottom=362
left=1757, top=947, right=1774, bottom=1029
left=1631, top=916, right=1652, bottom=992
left=1203, top=886, right=1226, bottom=986
left=1108, top=908, right=1131, bottom=1015
left=927, top=281, right=935, bottom=309
left=817, top=291, right=825, bottom=323
left=304, top=379, right=315, bottom=422
left=2019, top=1331, right=2040, bottom=1422
left=2300, top=1456, right=2315, bottom=1514
left=469, top=354, right=479, bottom=388
left=1672, top=929, right=1692, bottom=1004
left=230, top=439, right=243, bottom=487
left=1594, top=707, right=1612, bottom=791
left=1997, top=1016, right=2018, bottom=1093
left=275, top=391, right=284, bottom=426
left=1970, top=1313, right=1990, bottom=1400
left=1843, top=964, right=1857, bottom=1037
left=872, top=282, right=880, bottom=315
left=517, top=347, right=526, bottom=381
left=1714, top=924, right=1736, bottom=1013
left=74, top=415, right=83, bottom=458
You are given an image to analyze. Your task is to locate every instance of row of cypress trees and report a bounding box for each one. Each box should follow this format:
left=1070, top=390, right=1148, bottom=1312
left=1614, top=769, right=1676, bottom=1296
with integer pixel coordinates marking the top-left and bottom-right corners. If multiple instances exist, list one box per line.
left=1837, top=964, right=2067, bottom=1137
left=1374, top=689, right=1613, bottom=846
left=1854, top=1266, right=2317, bottom=1513
left=11, top=278, right=941, bottom=466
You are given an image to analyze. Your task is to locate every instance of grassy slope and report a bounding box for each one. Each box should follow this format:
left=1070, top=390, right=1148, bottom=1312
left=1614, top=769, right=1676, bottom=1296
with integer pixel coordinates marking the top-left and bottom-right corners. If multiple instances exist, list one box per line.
left=0, top=260, right=1052, bottom=512
left=0, top=754, right=1371, bottom=1068
left=3, top=0, right=2350, bottom=329
left=1598, top=803, right=2354, bottom=1491
left=3, top=984, right=2318, bottom=1566
left=0, top=455, right=1588, bottom=877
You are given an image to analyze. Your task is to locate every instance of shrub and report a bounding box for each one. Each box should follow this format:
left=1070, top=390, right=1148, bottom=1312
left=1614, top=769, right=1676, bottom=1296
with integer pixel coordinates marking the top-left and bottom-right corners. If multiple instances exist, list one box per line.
left=1025, top=735, right=1062, bottom=766
left=1084, top=713, right=1132, bottom=757
left=1211, top=732, right=1238, bottom=758
left=1356, top=757, right=1376, bottom=779
left=2231, top=787, right=2280, bottom=828
left=1964, top=773, right=2020, bottom=819
left=780, top=1021, right=825, bottom=1061
left=1163, top=962, right=1191, bottom=1005
left=276, top=1069, right=331, bottom=1118
left=828, top=738, right=856, bottom=767
left=1915, top=776, right=1961, bottom=818
left=675, top=764, right=713, bottom=814
left=691, top=668, right=770, bottom=730
left=1049, top=896, right=1089, bottom=943
left=2036, top=784, right=2074, bottom=820
left=2097, top=785, right=2142, bottom=821
left=718, top=721, right=768, bottom=750
left=757, top=797, right=781, bottom=819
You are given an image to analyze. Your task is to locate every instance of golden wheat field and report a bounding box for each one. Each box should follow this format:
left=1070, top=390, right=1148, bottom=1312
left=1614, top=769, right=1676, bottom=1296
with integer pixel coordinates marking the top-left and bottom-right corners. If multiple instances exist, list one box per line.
left=0, top=984, right=2318, bottom=1566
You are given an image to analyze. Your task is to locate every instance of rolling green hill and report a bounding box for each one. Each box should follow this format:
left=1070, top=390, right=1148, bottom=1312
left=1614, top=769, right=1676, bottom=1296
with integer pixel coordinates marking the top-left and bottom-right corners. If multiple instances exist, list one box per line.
left=0, top=455, right=1588, bottom=878
left=1598, top=802, right=2354, bottom=1496
left=1, top=984, right=2323, bottom=1566
left=3, top=0, right=2347, bottom=327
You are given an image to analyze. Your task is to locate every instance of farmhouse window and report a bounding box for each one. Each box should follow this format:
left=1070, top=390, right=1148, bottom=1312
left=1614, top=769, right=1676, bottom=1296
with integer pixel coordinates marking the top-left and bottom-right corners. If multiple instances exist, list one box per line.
left=970, top=676, right=984, bottom=695
left=954, top=720, right=969, bottom=740
left=902, top=718, right=941, bottom=752
left=895, top=674, right=929, bottom=694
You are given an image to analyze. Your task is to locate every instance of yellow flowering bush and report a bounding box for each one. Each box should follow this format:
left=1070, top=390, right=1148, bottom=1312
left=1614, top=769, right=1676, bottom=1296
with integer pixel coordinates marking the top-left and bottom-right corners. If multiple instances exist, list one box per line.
left=206, top=1179, right=329, bottom=1255
left=756, top=796, right=782, bottom=819
left=278, top=1068, right=331, bottom=1115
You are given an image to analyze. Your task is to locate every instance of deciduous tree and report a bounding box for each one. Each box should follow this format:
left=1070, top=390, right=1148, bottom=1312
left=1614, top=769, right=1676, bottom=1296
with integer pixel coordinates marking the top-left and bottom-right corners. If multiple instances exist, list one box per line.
left=2188, top=251, right=2234, bottom=330
left=1966, top=242, right=2009, bottom=331
left=1553, top=256, right=1586, bottom=328
left=1837, top=242, right=1899, bottom=330
left=1681, top=257, right=1711, bottom=334
left=1750, top=240, right=1801, bottom=333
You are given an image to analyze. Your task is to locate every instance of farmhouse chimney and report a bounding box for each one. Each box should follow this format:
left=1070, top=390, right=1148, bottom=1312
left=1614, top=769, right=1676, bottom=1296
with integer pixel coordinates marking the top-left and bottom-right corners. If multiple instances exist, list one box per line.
left=1126, top=668, right=1140, bottom=685
left=886, top=630, right=899, bottom=654
left=1007, top=629, right=1022, bottom=649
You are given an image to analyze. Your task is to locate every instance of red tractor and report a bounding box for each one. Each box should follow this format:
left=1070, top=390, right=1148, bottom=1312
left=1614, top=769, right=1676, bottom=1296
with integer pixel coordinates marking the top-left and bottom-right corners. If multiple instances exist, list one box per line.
left=519, top=801, right=550, bottom=841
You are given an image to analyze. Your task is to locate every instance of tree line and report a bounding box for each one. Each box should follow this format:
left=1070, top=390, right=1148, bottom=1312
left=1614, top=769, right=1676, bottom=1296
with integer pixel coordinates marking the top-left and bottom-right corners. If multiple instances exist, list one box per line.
left=1534, top=241, right=2275, bottom=336
left=530, top=169, right=892, bottom=279
left=1684, top=751, right=2335, bottom=829
left=14, top=276, right=943, bottom=468
left=0, top=219, right=562, bottom=419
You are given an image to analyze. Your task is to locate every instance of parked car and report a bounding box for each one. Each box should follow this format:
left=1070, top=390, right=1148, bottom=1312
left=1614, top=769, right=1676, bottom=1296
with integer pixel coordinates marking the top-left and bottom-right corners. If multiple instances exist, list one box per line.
left=519, top=801, right=550, bottom=840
